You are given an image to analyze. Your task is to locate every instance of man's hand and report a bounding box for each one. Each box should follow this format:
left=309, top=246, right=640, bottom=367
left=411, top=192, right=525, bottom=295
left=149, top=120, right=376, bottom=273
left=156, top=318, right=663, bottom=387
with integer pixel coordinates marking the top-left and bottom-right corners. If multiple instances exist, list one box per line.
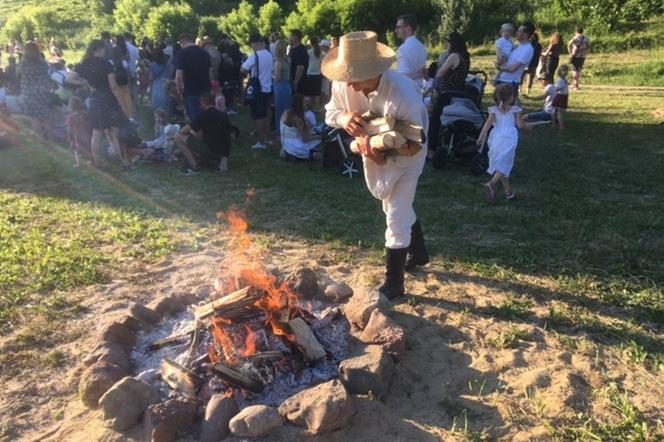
left=356, top=135, right=387, bottom=166
left=338, top=112, right=369, bottom=137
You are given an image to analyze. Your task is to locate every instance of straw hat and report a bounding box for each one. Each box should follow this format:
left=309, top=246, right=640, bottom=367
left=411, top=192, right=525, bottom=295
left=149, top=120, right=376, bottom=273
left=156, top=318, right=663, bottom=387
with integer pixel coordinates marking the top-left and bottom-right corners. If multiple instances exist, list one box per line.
left=321, top=31, right=395, bottom=83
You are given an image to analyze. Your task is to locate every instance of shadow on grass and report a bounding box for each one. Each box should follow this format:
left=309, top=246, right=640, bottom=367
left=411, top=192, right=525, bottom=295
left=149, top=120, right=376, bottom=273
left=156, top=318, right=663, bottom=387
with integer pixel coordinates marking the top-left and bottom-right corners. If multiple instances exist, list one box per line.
left=1, top=104, right=662, bottom=324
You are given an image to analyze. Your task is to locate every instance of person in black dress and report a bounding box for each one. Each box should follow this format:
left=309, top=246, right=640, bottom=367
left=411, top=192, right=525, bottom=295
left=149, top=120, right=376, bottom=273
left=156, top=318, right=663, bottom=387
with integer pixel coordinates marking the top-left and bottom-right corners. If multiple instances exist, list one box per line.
left=427, top=32, right=470, bottom=153
left=76, top=40, right=127, bottom=167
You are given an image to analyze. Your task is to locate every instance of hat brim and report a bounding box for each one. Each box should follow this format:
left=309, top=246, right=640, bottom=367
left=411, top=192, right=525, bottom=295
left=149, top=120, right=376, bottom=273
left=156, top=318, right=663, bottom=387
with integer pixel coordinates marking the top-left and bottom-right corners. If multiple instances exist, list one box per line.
left=321, top=43, right=395, bottom=83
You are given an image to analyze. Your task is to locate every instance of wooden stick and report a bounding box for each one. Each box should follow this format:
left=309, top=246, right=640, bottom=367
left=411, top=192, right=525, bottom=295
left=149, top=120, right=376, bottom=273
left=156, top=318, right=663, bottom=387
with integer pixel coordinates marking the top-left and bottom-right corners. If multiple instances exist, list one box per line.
left=161, top=358, right=201, bottom=398
left=213, top=363, right=264, bottom=393
left=183, top=321, right=202, bottom=368
left=288, top=317, right=327, bottom=362
left=194, top=286, right=263, bottom=320
left=148, top=329, right=193, bottom=351
left=241, top=351, right=282, bottom=364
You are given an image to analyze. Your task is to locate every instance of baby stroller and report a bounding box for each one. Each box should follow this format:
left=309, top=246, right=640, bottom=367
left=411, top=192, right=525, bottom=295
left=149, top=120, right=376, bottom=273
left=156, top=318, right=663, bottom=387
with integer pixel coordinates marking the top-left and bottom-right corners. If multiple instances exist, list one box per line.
left=432, top=70, right=489, bottom=175
left=321, top=126, right=363, bottom=179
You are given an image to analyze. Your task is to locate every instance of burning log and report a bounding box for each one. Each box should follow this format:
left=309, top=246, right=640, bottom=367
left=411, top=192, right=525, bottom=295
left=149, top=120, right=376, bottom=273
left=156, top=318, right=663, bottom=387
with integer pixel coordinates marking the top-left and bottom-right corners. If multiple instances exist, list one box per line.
left=194, top=287, right=263, bottom=321
left=161, top=358, right=201, bottom=398
left=288, top=317, right=327, bottom=362
left=148, top=329, right=194, bottom=351
left=241, top=351, right=282, bottom=365
left=213, top=363, right=264, bottom=393
left=183, top=321, right=203, bottom=368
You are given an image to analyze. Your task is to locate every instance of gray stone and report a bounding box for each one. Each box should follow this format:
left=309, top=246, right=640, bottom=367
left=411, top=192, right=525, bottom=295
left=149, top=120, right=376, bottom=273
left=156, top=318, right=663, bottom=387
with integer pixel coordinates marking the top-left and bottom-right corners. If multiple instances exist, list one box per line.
left=286, top=268, right=319, bottom=299
left=342, top=289, right=388, bottom=329
left=229, top=405, right=284, bottom=438
left=100, top=322, right=136, bottom=348
left=174, top=292, right=198, bottom=306
left=278, top=379, right=355, bottom=435
left=79, top=361, right=127, bottom=408
left=99, top=377, right=160, bottom=431
left=143, top=398, right=197, bottom=442
left=359, top=309, right=406, bottom=361
left=84, top=342, right=132, bottom=372
left=128, top=302, right=161, bottom=324
left=148, top=296, right=184, bottom=318
left=339, top=345, right=394, bottom=398
left=118, top=314, right=145, bottom=332
left=323, top=282, right=354, bottom=302
left=200, top=393, right=239, bottom=442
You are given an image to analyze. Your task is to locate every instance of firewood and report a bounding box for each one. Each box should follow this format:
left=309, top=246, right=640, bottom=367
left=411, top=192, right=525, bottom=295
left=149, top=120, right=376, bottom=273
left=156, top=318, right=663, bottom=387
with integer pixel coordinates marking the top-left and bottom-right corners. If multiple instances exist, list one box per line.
left=183, top=321, right=203, bottom=368
left=194, top=286, right=263, bottom=320
left=161, top=358, right=201, bottom=398
left=212, top=363, right=264, bottom=393
left=288, top=317, right=327, bottom=362
left=148, top=329, right=194, bottom=351
left=242, top=351, right=283, bottom=364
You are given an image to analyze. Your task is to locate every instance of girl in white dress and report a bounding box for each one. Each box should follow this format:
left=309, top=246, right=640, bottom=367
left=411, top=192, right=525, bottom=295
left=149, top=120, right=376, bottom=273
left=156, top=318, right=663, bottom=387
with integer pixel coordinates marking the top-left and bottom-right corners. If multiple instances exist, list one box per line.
left=477, top=83, right=526, bottom=202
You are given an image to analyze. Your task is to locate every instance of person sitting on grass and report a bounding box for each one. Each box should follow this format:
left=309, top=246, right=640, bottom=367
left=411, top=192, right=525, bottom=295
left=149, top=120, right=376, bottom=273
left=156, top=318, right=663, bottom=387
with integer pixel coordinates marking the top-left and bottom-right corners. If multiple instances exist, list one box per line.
left=279, top=93, right=321, bottom=160
left=524, top=78, right=557, bottom=124
left=130, top=109, right=181, bottom=161
left=65, top=96, right=92, bottom=167
left=551, top=65, right=569, bottom=131
left=175, top=92, right=232, bottom=174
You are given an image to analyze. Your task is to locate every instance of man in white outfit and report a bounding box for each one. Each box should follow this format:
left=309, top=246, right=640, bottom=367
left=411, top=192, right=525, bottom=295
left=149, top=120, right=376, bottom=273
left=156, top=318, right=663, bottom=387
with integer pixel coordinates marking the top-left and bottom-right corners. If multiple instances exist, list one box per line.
left=394, top=14, right=428, bottom=83
left=323, top=31, right=429, bottom=299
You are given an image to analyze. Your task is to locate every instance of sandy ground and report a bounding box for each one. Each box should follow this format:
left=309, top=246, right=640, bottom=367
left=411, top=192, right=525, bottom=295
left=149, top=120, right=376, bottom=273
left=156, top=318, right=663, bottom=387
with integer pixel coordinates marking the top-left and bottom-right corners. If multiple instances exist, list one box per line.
left=1, top=240, right=662, bottom=442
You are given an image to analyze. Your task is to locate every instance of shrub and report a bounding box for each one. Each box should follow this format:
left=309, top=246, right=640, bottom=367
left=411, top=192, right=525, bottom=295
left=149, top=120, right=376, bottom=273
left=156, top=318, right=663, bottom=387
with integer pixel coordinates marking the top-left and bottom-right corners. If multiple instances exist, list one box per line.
left=1, top=3, right=89, bottom=48
left=258, top=0, right=285, bottom=37
left=144, top=2, right=199, bottom=44
left=113, top=0, right=158, bottom=38
left=198, top=16, right=223, bottom=43
left=218, top=0, right=259, bottom=47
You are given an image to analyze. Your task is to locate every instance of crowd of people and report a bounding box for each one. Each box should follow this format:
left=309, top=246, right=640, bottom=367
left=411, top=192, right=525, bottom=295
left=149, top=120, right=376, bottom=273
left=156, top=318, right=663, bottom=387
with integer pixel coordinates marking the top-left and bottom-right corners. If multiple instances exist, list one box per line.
left=0, top=17, right=590, bottom=177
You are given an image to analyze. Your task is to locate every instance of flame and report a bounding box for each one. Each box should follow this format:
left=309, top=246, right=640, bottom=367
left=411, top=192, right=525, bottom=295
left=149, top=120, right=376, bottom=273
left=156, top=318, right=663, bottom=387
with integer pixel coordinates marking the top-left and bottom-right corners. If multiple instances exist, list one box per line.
left=207, top=346, right=220, bottom=364
left=241, top=325, right=258, bottom=357
left=211, top=317, right=235, bottom=361
left=217, top=208, right=307, bottom=345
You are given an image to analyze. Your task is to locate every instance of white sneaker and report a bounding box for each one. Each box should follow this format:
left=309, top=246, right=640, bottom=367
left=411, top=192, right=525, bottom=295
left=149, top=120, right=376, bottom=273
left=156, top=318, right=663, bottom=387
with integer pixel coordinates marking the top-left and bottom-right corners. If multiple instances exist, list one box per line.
left=251, top=142, right=267, bottom=149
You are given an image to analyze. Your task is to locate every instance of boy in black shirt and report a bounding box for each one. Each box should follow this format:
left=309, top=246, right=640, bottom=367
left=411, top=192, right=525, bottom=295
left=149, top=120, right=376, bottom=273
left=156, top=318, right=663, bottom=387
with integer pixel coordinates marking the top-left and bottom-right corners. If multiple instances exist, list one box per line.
left=176, top=93, right=232, bottom=174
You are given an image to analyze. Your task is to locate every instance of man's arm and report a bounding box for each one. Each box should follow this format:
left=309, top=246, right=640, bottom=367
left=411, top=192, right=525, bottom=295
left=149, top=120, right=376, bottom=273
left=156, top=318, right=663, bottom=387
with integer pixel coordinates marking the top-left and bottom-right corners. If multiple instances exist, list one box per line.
left=293, top=64, right=304, bottom=89
left=175, top=69, right=183, bottom=93
left=498, top=61, right=525, bottom=73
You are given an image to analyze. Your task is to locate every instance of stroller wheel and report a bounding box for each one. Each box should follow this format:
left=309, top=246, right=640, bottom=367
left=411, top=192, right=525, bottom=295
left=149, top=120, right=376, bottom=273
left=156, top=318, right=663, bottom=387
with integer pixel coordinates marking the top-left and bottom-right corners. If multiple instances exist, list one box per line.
left=341, top=158, right=361, bottom=179
left=470, top=151, right=488, bottom=176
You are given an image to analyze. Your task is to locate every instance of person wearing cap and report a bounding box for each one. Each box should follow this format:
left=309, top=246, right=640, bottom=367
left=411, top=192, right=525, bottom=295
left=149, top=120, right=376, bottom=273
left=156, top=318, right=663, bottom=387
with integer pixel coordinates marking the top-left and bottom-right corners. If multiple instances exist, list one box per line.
left=241, top=33, right=274, bottom=149
left=323, top=31, right=430, bottom=300
left=394, top=14, right=428, bottom=83
left=175, top=34, right=212, bottom=121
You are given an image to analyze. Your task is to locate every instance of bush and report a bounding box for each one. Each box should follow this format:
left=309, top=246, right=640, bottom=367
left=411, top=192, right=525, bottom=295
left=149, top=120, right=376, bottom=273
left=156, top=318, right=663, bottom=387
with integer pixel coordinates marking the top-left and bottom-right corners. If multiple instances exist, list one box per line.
left=258, top=0, right=285, bottom=37
left=198, top=16, right=223, bottom=43
left=113, top=0, right=158, bottom=38
left=283, top=0, right=341, bottom=39
left=1, top=3, right=89, bottom=48
left=218, top=0, right=259, bottom=47
left=592, top=31, right=664, bottom=52
left=144, top=2, right=199, bottom=43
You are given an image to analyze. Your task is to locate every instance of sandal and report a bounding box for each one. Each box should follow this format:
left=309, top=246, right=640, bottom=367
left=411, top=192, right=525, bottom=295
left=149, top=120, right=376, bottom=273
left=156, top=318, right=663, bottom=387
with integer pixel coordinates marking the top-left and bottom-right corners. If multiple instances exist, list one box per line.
left=506, top=191, right=516, bottom=201
left=484, top=183, right=496, bottom=203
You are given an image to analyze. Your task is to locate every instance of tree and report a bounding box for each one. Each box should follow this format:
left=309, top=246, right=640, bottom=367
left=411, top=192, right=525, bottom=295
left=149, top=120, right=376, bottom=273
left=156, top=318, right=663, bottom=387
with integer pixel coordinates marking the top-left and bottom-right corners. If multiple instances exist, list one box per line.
left=144, top=2, right=199, bottom=43
left=198, top=16, right=224, bottom=42
left=113, top=0, right=157, bottom=38
left=283, top=0, right=341, bottom=39
left=218, top=0, right=259, bottom=45
left=435, top=0, right=474, bottom=38
left=258, top=0, right=285, bottom=36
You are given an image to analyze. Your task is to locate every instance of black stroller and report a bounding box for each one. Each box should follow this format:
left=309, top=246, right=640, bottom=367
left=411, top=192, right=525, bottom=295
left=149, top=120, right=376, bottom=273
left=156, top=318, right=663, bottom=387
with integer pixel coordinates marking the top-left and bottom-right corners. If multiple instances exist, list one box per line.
left=432, top=70, right=489, bottom=175
left=320, top=126, right=363, bottom=179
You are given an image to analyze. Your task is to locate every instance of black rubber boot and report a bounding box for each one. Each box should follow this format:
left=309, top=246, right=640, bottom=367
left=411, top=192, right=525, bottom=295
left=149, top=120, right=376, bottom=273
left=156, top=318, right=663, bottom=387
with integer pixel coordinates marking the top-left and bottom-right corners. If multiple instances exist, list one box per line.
left=405, top=220, right=430, bottom=272
left=378, top=248, right=407, bottom=300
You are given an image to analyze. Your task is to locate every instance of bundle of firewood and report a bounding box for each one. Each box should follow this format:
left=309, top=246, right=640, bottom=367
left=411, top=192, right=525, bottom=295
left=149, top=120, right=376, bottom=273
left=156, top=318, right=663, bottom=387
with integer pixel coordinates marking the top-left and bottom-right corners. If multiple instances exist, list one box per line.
left=350, top=112, right=426, bottom=157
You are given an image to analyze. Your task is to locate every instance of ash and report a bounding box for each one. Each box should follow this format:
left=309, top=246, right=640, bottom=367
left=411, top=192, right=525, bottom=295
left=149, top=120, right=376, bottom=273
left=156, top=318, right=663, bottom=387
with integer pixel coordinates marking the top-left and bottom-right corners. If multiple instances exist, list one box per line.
left=131, top=301, right=351, bottom=406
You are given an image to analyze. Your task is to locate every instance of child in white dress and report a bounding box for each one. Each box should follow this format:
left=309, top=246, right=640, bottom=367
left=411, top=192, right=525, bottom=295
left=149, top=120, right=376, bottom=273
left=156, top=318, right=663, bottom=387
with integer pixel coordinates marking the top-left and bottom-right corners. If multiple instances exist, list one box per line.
left=477, top=83, right=526, bottom=202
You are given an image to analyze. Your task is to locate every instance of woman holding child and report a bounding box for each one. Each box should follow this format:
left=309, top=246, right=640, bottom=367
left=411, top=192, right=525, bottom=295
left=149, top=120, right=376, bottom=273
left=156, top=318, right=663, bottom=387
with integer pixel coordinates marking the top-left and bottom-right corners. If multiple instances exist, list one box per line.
left=75, top=40, right=126, bottom=167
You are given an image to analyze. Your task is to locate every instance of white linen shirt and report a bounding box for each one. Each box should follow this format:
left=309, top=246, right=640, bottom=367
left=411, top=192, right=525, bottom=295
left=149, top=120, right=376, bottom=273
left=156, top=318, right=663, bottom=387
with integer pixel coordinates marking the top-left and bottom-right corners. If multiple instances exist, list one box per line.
left=241, top=49, right=274, bottom=93
left=325, top=70, right=428, bottom=200
left=396, top=36, right=427, bottom=81
left=500, top=42, right=533, bottom=83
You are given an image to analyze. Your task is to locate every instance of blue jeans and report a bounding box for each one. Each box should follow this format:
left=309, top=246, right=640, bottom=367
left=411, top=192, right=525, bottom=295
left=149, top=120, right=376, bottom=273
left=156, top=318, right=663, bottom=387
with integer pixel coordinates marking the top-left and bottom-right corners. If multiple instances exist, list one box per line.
left=185, top=94, right=202, bottom=121
left=526, top=111, right=552, bottom=122
left=273, top=80, right=292, bottom=131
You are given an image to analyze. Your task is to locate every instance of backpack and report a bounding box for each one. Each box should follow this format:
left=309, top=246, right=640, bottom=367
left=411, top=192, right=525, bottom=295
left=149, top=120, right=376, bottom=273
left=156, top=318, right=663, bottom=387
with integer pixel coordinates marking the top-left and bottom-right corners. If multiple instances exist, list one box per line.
left=244, top=53, right=261, bottom=104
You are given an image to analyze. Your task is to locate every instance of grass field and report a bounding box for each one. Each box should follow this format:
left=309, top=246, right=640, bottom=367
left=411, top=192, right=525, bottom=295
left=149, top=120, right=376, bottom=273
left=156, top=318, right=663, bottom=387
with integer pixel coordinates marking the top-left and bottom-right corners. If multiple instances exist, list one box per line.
left=0, top=57, right=662, bottom=439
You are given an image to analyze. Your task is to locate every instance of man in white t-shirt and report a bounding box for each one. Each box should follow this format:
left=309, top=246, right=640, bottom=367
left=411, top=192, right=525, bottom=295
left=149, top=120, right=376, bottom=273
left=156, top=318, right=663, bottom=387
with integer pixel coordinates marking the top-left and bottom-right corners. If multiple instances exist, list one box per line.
left=241, top=33, right=274, bottom=149
left=495, top=22, right=535, bottom=99
left=395, top=14, right=428, bottom=83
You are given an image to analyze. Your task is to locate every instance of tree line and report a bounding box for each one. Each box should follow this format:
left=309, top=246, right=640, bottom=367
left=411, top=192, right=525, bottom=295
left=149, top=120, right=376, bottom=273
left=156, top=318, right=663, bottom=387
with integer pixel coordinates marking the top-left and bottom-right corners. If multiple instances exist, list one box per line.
left=1, top=0, right=663, bottom=50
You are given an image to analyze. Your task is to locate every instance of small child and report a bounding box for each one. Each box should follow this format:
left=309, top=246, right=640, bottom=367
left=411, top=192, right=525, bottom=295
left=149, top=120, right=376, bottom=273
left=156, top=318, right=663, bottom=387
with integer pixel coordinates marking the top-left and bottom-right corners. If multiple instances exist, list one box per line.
left=214, top=88, right=227, bottom=113
left=65, top=96, right=92, bottom=166
left=523, top=78, right=557, bottom=124
left=477, top=83, right=527, bottom=202
left=551, top=65, right=569, bottom=131
left=494, top=23, right=514, bottom=82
